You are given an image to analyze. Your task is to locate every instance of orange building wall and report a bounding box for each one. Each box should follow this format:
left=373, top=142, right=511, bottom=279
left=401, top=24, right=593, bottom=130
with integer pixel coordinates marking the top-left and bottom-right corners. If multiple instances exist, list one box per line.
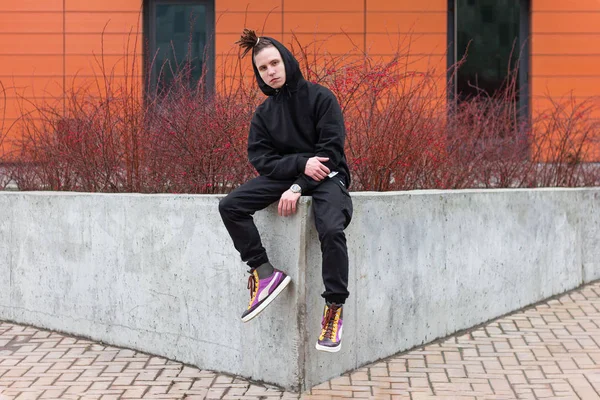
left=0, top=0, right=143, bottom=140
left=531, top=0, right=600, bottom=117
left=214, top=0, right=446, bottom=58
left=214, top=0, right=447, bottom=92
left=3, top=0, right=598, bottom=154
left=0, top=0, right=64, bottom=131
left=0, top=0, right=447, bottom=138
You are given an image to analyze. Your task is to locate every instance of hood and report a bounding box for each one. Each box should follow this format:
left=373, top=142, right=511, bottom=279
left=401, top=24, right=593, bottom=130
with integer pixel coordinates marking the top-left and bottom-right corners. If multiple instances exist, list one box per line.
left=252, top=36, right=304, bottom=96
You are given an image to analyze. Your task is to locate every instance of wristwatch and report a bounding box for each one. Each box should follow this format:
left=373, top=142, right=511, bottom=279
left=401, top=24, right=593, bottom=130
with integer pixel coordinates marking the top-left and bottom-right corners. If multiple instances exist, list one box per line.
left=290, top=184, right=302, bottom=194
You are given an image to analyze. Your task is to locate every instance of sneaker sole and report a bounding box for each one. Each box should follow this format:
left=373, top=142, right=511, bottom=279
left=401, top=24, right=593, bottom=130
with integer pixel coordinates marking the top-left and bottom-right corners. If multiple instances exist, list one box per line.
left=315, top=342, right=342, bottom=353
left=241, top=275, right=291, bottom=323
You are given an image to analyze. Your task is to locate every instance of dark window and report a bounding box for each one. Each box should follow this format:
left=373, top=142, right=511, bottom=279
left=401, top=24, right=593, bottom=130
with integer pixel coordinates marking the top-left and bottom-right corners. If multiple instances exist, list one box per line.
left=144, top=0, right=215, bottom=93
left=448, top=0, right=530, bottom=116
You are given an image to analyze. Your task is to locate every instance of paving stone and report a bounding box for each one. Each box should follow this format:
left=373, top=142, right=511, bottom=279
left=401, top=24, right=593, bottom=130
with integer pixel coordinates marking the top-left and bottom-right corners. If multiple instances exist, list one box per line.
left=2, top=281, right=600, bottom=398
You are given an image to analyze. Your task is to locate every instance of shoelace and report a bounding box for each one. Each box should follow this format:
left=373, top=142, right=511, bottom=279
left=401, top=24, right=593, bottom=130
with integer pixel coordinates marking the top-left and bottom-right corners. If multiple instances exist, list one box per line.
left=247, top=272, right=259, bottom=302
left=322, top=304, right=340, bottom=339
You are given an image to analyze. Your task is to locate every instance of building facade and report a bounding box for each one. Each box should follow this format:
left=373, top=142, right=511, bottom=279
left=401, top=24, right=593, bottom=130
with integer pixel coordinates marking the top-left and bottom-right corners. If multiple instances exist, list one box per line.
left=1, top=0, right=599, bottom=142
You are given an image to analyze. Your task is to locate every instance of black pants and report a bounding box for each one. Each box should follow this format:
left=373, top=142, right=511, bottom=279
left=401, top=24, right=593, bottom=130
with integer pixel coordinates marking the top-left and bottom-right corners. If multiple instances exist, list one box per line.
left=218, top=175, right=353, bottom=304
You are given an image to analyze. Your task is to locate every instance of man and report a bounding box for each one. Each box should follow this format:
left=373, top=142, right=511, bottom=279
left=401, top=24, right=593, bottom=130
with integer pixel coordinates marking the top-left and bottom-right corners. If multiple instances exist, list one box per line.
left=218, top=29, right=353, bottom=352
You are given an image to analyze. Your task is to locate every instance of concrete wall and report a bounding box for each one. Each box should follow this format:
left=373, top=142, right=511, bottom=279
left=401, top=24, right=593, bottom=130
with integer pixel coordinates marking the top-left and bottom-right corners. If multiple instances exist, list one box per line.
left=0, top=189, right=598, bottom=391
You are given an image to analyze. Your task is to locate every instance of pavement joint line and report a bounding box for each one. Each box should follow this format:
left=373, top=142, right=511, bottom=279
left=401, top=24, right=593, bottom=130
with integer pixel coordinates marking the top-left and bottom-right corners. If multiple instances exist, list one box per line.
left=1, top=281, right=600, bottom=398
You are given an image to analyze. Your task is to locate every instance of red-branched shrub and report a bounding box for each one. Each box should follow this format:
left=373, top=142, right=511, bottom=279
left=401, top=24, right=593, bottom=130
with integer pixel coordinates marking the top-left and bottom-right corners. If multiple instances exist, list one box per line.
left=3, top=33, right=600, bottom=192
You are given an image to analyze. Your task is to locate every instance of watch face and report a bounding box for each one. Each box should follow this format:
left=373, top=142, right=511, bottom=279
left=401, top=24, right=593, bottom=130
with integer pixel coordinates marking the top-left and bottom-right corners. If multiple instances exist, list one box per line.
left=291, top=184, right=301, bottom=193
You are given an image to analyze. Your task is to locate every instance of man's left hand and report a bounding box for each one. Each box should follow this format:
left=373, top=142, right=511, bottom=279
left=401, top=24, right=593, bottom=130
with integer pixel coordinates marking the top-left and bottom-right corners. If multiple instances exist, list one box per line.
left=278, top=190, right=301, bottom=217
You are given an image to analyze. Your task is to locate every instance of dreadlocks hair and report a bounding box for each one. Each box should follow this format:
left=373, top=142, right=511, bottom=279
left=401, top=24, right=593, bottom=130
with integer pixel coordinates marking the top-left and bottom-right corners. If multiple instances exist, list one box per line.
left=235, top=28, right=274, bottom=58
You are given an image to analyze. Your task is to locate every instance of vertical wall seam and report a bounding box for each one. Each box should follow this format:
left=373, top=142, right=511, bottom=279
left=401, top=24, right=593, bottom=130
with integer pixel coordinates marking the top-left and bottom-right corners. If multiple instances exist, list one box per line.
left=281, top=0, right=285, bottom=43
left=519, top=0, right=532, bottom=133
left=8, top=196, right=14, bottom=318
left=295, top=198, right=309, bottom=392
left=579, top=191, right=586, bottom=284
left=363, top=0, right=367, bottom=53
left=63, top=0, right=66, bottom=116
left=447, top=0, right=455, bottom=103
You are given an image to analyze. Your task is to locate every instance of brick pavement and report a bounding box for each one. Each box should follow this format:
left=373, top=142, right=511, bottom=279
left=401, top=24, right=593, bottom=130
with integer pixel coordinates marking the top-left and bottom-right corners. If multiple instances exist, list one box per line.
left=1, top=281, right=600, bottom=399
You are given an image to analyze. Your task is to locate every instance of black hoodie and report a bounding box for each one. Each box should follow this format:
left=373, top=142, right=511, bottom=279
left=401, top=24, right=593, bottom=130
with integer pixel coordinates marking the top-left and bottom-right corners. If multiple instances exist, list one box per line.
left=247, top=37, right=351, bottom=193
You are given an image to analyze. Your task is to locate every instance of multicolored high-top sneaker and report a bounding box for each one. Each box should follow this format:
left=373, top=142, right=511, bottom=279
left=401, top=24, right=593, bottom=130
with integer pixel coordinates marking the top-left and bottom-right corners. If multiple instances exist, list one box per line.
left=316, top=302, right=343, bottom=352
left=241, top=268, right=291, bottom=322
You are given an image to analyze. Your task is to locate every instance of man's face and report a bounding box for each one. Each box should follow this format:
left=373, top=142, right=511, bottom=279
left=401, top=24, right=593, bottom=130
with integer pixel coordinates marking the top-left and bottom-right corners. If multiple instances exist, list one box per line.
left=254, top=46, right=286, bottom=89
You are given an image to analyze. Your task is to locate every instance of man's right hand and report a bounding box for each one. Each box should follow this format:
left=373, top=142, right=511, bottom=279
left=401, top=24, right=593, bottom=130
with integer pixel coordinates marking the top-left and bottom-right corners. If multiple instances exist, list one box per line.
left=305, top=156, right=330, bottom=181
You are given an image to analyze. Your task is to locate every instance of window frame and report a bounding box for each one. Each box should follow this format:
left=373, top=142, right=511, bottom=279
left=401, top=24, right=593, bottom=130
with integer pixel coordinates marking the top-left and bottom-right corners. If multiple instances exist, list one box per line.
left=143, top=0, right=216, bottom=94
left=447, top=0, right=531, bottom=122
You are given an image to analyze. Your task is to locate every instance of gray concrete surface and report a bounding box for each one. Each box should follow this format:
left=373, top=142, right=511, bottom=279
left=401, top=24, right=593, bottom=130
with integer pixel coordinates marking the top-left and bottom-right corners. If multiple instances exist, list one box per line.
left=0, top=188, right=598, bottom=391
left=3, top=280, right=600, bottom=399
left=0, top=193, right=307, bottom=390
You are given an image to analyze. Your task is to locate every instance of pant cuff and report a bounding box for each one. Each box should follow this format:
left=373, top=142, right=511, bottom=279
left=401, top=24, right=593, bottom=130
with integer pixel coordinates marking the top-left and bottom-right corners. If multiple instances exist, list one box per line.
left=323, top=294, right=347, bottom=305
left=247, top=254, right=269, bottom=270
